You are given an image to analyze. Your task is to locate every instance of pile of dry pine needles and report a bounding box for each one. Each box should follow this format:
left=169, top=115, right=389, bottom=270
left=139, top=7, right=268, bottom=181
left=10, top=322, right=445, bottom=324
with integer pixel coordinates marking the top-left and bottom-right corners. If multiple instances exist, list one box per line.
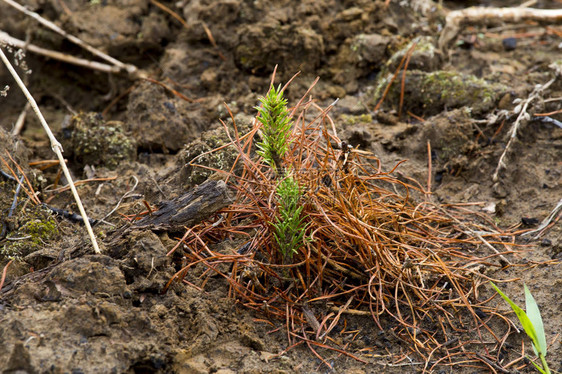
left=167, top=77, right=526, bottom=370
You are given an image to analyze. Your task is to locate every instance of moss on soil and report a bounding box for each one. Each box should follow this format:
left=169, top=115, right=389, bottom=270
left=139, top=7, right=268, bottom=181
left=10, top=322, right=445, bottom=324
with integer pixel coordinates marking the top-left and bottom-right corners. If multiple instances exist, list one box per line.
left=374, top=69, right=505, bottom=115
left=61, top=112, right=136, bottom=170
left=340, top=114, right=373, bottom=126
left=179, top=114, right=254, bottom=187
left=2, top=205, right=60, bottom=259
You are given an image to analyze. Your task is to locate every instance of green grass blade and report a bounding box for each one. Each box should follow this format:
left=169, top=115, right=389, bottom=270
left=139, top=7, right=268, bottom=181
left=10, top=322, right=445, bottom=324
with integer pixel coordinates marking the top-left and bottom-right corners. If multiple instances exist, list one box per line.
left=524, top=284, right=547, bottom=356
left=529, top=357, right=547, bottom=374
left=490, top=282, right=540, bottom=351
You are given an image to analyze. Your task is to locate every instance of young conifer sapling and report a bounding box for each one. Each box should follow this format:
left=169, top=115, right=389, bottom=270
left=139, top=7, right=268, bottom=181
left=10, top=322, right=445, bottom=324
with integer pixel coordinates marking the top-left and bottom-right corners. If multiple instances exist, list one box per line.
left=255, top=85, right=308, bottom=261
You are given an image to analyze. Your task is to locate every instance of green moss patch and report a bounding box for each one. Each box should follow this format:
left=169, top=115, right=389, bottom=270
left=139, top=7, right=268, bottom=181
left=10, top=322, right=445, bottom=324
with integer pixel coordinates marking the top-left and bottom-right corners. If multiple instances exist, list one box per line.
left=61, top=112, right=136, bottom=170
left=374, top=70, right=505, bottom=116
left=2, top=205, right=60, bottom=259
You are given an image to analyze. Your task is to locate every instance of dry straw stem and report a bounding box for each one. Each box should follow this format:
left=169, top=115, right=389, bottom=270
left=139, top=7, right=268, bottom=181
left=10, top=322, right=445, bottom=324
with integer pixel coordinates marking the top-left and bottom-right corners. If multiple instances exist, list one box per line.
left=439, top=6, right=562, bottom=50
left=0, top=0, right=143, bottom=78
left=0, top=31, right=123, bottom=75
left=0, top=46, right=101, bottom=254
left=492, top=76, right=556, bottom=182
left=522, top=198, right=562, bottom=239
left=11, top=101, right=29, bottom=136
left=175, top=78, right=524, bottom=368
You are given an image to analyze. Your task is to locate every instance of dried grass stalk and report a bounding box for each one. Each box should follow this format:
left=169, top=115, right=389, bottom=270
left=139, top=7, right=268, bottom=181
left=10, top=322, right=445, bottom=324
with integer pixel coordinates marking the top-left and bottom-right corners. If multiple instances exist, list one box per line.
left=0, top=46, right=101, bottom=253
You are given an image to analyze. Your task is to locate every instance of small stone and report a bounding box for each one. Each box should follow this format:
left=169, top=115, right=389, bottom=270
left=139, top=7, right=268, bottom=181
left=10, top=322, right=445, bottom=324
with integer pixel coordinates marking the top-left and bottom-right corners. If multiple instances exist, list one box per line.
left=259, top=351, right=276, bottom=362
left=353, top=33, right=390, bottom=65
left=502, top=37, right=517, bottom=51
left=374, top=70, right=503, bottom=116
left=215, top=369, right=237, bottom=374
left=200, top=68, right=218, bottom=90
left=375, top=111, right=398, bottom=126
left=337, top=96, right=366, bottom=115
left=541, top=238, right=552, bottom=247
left=521, top=217, right=539, bottom=226
left=326, top=85, right=346, bottom=99
left=387, top=36, right=440, bottom=72
left=482, top=202, right=496, bottom=214
left=492, top=182, right=508, bottom=198
left=497, top=92, right=513, bottom=110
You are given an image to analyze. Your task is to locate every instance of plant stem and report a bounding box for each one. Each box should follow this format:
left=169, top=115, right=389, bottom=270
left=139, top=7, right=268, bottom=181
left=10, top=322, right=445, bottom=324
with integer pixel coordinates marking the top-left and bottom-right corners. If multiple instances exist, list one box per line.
left=0, top=47, right=101, bottom=254
left=539, top=353, right=551, bottom=374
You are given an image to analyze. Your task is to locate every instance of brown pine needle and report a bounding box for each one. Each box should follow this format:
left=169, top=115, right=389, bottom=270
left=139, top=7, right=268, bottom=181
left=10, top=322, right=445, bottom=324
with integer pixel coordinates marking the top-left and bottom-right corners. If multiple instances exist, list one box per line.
left=0, top=260, right=13, bottom=291
left=150, top=0, right=189, bottom=29
left=399, top=40, right=418, bottom=118
left=143, top=77, right=199, bottom=103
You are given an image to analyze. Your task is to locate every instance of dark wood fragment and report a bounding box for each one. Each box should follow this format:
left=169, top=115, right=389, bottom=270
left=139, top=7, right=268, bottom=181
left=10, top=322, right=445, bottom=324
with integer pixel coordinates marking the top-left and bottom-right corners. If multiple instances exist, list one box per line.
left=133, top=179, right=232, bottom=231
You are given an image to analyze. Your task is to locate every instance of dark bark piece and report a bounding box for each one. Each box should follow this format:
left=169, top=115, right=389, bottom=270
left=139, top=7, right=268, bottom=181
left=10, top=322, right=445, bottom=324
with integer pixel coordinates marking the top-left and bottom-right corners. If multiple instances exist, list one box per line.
left=134, top=179, right=232, bottom=231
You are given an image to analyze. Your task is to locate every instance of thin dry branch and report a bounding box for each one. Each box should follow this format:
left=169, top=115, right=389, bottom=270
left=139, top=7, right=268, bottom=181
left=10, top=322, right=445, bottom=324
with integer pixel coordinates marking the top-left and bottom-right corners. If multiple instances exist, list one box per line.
left=11, top=101, right=29, bottom=136
left=1, top=0, right=143, bottom=78
left=521, top=198, right=562, bottom=239
left=0, top=46, right=100, bottom=253
left=492, top=76, right=556, bottom=182
left=0, top=31, right=122, bottom=74
left=439, top=6, right=562, bottom=50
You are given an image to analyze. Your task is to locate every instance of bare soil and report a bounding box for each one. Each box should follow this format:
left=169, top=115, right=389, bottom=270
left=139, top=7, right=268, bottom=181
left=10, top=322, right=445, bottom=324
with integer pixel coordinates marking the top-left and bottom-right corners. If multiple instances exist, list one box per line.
left=1, top=0, right=561, bottom=373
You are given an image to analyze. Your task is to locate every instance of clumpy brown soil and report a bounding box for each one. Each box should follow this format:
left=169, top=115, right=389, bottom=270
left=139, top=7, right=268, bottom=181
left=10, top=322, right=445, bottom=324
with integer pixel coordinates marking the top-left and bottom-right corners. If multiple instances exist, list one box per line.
left=1, top=0, right=561, bottom=373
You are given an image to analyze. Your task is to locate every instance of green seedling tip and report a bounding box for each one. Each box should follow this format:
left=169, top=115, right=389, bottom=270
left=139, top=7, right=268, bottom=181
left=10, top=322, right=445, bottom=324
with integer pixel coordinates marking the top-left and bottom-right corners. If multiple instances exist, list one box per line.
left=255, top=84, right=292, bottom=171
left=524, top=284, right=547, bottom=356
left=490, top=282, right=550, bottom=374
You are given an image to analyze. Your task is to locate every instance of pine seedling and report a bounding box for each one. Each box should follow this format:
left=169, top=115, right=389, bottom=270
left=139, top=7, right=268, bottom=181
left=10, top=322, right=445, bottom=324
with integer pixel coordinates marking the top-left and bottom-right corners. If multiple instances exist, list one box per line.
left=255, top=85, right=292, bottom=172
left=491, top=282, right=551, bottom=374
left=254, top=84, right=308, bottom=261
left=273, top=173, right=309, bottom=261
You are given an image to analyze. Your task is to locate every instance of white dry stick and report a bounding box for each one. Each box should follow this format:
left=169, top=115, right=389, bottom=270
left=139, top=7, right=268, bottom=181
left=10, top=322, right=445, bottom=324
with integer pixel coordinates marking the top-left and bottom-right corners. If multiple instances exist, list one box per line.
left=521, top=198, right=562, bottom=239
left=0, top=0, right=144, bottom=79
left=0, top=46, right=101, bottom=253
left=439, top=6, right=562, bottom=51
left=492, top=77, right=555, bottom=182
left=12, top=101, right=29, bottom=136
left=0, top=31, right=122, bottom=75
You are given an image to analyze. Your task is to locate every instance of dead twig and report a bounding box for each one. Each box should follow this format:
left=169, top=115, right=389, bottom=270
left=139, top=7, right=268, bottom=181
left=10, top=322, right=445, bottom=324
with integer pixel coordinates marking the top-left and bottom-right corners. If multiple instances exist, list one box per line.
left=492, top=76, right=556, bottom=182
left=439, top=6, right=562, bottom=51
left=521, top=198, right=562, bottom=239
left=45, top=177, right=118, bottom=193
left=0, top=46, right=100, bottom=253
left=11, top=101, right=30, bottom=136
left=0, top=31, right=123, bottom=75
left=0, top=0, right=143, bottom=78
